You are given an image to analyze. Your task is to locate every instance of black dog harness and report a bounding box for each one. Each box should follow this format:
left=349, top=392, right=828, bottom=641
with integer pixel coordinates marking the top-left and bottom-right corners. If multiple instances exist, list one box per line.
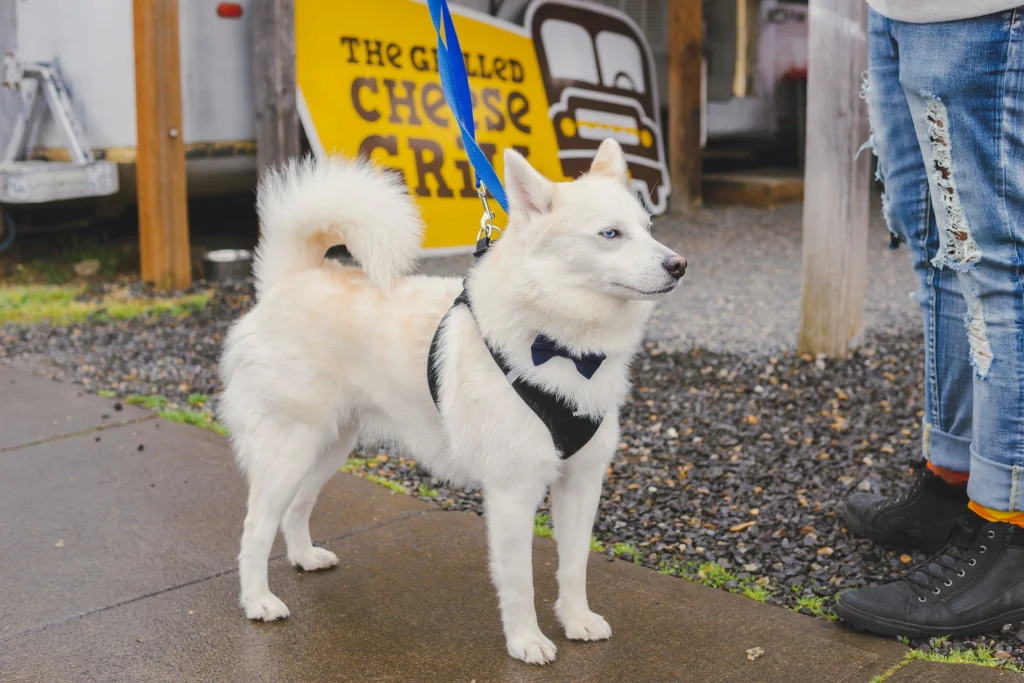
left=427, top=289, right=606, bottom=460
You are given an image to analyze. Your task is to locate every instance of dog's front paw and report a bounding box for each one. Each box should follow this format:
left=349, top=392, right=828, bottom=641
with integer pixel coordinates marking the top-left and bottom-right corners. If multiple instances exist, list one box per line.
left=560, top=610, right=612, bottom=641
left=241, top=592, right=290, bottom=621
left=288, top=546, right=339, bottom=572
left=506, top=628, right=557, bottom=665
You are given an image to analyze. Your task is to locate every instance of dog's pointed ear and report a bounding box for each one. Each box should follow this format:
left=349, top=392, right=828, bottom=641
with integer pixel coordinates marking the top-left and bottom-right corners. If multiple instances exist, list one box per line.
left=589, top=138, right=629, bottom=186
left=503, top=148, right=552, bottom=216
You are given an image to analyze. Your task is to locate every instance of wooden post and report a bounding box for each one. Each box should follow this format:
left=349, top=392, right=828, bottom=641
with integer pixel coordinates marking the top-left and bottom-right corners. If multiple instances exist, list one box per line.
left=133, top=0, right=191, bottom=291
left=797, top=0, right=870, bottom=358
left=252, top=0, right=299, bottom=180
left=732, top=0, right=749, bottom=99
left=667, top=0, right=703, bottom=211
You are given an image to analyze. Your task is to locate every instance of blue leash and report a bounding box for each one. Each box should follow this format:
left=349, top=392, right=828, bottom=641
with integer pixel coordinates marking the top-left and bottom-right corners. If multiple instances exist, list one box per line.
left=425, top=0, right=507, bottom=253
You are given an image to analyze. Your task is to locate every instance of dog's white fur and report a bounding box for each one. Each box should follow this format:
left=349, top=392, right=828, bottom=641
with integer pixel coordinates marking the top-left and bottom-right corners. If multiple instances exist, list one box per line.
left=218, top=139, right=683, bottom=664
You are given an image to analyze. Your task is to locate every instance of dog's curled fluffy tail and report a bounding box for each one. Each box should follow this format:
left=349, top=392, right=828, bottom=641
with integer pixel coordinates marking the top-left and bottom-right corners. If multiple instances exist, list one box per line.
left=253, top=155, right=423, bottom=295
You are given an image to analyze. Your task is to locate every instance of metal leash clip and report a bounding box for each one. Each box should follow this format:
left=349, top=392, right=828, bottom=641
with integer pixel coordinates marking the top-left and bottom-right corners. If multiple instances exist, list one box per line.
left=475, top=182, right=502, bottom=256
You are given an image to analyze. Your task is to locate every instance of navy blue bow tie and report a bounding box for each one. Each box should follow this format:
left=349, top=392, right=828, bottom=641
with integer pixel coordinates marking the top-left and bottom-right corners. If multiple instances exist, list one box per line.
left=530, top=334, right=606, bottom=379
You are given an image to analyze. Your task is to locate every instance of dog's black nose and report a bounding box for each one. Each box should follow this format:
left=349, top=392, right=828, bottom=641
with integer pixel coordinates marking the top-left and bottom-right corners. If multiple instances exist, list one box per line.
left=662, top=254, right=687, bottom=279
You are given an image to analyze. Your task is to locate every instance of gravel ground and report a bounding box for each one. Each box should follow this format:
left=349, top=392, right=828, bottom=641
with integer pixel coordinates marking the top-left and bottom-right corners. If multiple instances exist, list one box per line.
left=647, top=200, right=922, bottom=353
left=3, top=202, right=1022, bottom=670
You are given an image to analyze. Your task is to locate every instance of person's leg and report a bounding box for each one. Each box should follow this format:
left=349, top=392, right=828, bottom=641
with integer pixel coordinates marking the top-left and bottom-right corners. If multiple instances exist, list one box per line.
left=898, top=11, right=1024, bottom=517
left=840, top=6, right=971, bottom=554
left=837, top=8, right=1024, bottom=637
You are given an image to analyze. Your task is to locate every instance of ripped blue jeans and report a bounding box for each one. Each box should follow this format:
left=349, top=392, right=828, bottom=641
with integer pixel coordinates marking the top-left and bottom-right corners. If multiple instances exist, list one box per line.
left=865, top=7, right=1024, bottom=511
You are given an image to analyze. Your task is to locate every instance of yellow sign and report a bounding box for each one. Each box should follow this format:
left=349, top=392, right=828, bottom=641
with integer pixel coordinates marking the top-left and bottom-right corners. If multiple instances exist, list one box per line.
left=296, top=0, right=669, bottom=252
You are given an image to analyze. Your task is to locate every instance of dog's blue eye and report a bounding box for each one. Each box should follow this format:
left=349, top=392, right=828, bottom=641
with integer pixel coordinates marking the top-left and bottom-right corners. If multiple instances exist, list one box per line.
left=601, top=228, right=620, bottom=239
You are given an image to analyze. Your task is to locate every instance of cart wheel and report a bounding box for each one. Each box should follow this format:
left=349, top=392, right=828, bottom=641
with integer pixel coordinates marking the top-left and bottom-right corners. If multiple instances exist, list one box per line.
left=0, top=210, right=14, bottom=252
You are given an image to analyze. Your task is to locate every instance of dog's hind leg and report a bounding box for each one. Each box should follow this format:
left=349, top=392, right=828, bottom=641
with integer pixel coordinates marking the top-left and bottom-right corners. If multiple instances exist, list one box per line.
left=484, top=481, right=557, bottom=665
left=281, top=427, right=357, bottom=571
left=238, top=421, right=323, bottom=621
left=550, top=451, right=613, bottom=642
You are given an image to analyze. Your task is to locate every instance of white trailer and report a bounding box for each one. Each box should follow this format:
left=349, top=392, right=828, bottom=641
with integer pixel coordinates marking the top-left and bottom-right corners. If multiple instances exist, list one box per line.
left=0, top=0, right=258, bottom=233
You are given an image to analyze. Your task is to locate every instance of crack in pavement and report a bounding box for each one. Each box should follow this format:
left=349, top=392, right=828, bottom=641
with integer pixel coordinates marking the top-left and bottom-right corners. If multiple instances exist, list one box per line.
left=0, top=415, right=158, bottom=455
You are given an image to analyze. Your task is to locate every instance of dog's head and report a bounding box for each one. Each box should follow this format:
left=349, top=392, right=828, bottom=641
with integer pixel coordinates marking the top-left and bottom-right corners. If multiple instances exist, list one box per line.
left=501, top=139, right=686, bottom=303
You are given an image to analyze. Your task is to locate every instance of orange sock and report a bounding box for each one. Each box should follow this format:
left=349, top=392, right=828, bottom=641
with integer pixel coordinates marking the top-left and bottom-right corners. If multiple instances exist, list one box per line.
left=926, top=461, right=970, bottom=486
left=968, top=501, right=1024, bottom=528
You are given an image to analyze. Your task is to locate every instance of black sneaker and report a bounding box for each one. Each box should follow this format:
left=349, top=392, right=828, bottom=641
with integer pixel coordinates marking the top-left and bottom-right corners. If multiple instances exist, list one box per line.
left=835, top=511, right=1024, bottom=638
left=840, top=460, right=968, bottom=553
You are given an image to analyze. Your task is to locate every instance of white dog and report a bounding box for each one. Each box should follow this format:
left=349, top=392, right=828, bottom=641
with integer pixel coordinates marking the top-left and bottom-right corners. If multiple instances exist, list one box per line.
left=218, top=138, right=686, bottom=665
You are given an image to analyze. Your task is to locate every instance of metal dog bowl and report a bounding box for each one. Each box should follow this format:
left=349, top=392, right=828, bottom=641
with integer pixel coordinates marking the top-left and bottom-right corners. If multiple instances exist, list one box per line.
left=203, top=249, right=253, bottom=282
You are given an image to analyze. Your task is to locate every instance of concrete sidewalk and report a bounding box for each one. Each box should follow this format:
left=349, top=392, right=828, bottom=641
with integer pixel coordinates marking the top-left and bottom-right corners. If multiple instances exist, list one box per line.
left=0, top=366, right=1015, bottom=682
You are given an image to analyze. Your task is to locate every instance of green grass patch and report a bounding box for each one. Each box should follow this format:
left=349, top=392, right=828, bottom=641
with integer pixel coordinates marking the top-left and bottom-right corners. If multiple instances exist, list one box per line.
left=742, top=585, right=771, bottom=602
left=365, top=474, right=407, bottom=495
left=793, top=595, right=837, bottom=622
left=870, top=645, right=1024, bottom=682
left=187, top=393, right=211, bottom=407
left=0, top=285, right=77, bottom=322
left=120, top=392, right=226, bottom=436
left=590, top=536, right=605, bottom=553
left=658, top=559, right=779, bottom=606
left=794, top=595, right=824, bottom=615
left=157, top=407, right=228, bottom=436
left=97, top=389, right=116, bottom=399
left=694, top=561, right=736, bottom=589
left=610, top=541, right=643, bottom=563
left=126, top=394, right=169, bottom=410
left=917, top=646, right=1023, bottom=670
left=534, top=513, right=554, bottom=539
left=341, top=457, right=368, bottom=473
left=336, top=459, right=408, bottom=495
left=417, top=483, right=439, bottom=498
left=0, top=285, right=209, bottom=325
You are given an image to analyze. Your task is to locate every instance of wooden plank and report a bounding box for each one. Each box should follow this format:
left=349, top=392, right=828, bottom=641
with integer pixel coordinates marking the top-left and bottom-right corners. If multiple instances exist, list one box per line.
left=667, top=0, right=703, bottom=211
left=797, top=0, right=870, bottom=358
left=252, top=0, right=299, bottom=179
left=132, top=0, right=191, bottom=291
left=703, top=168, right=804, bottom=208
